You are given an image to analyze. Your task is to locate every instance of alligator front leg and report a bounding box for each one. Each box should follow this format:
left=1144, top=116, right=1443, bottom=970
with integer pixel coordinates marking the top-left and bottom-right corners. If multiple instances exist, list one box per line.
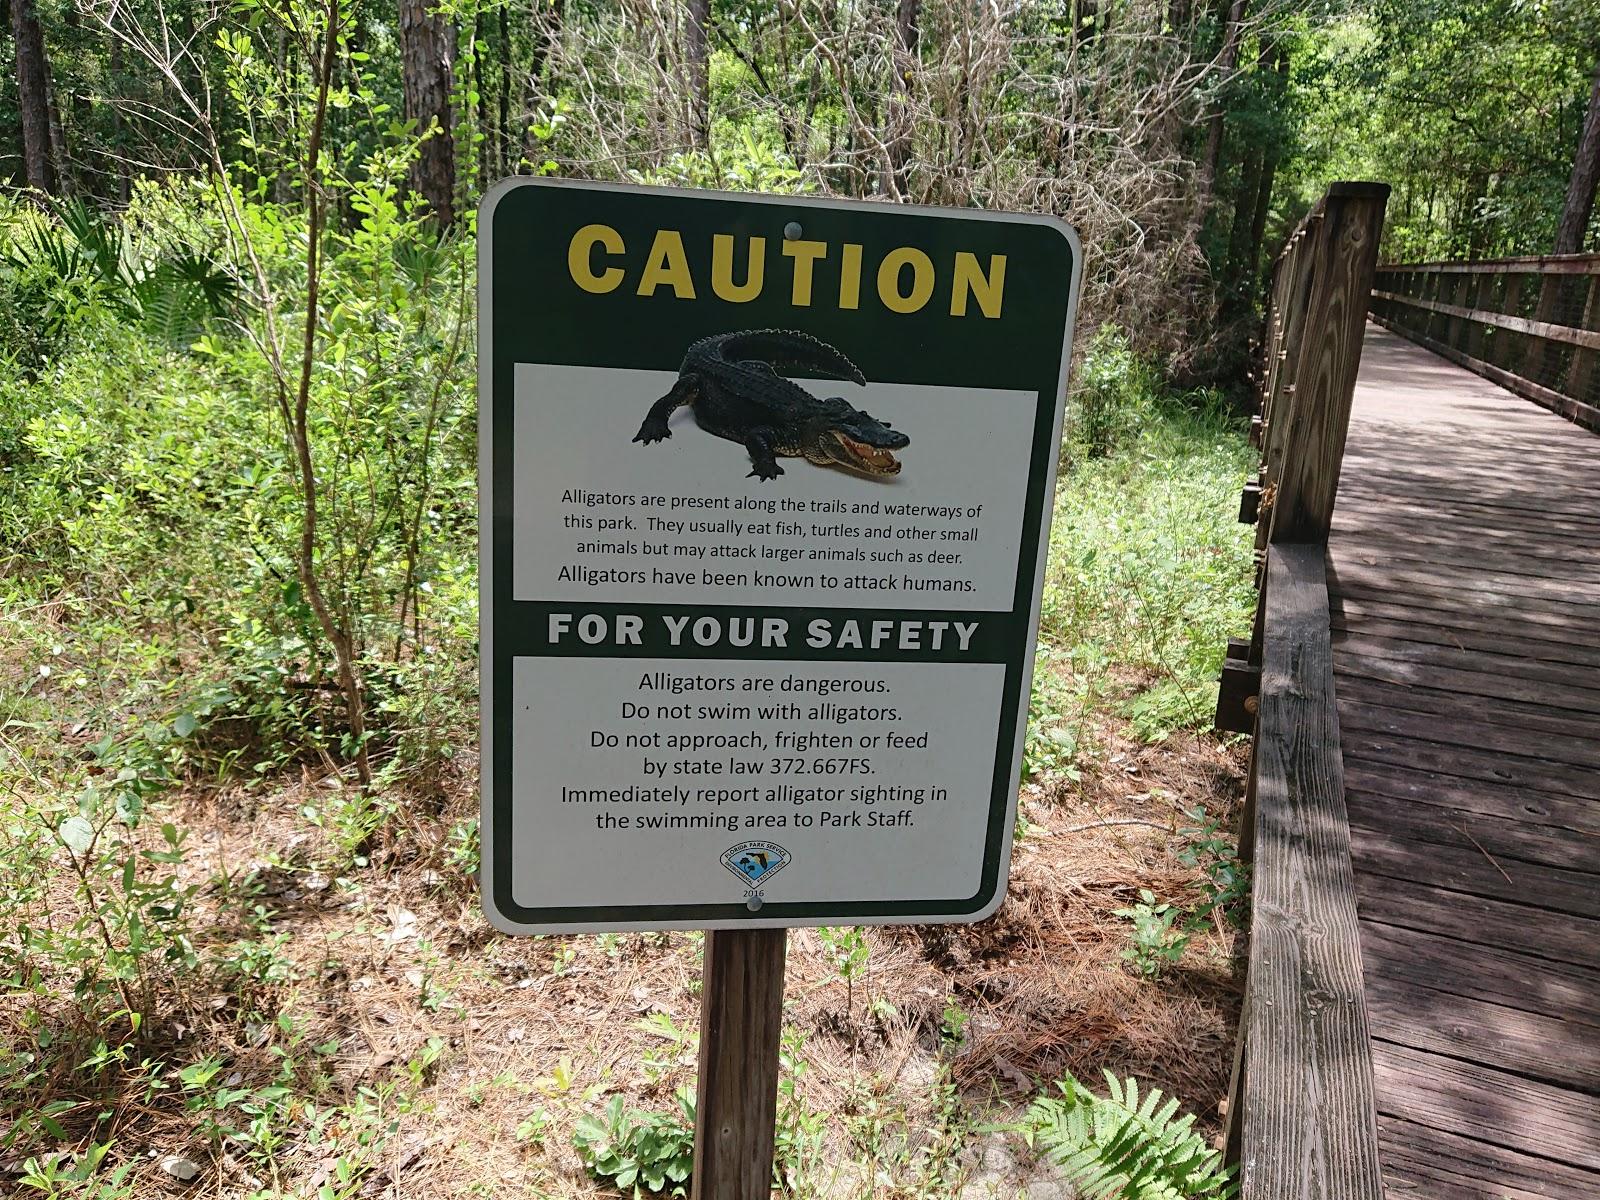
left=634, top=376, right=698, bottom=444
left=744, top=428, right=784, bottom=481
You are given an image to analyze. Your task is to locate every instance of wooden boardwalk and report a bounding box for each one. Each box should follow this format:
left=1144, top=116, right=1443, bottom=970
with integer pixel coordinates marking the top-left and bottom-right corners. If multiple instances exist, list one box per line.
left=1326, top=325, right=1600, bottom=1200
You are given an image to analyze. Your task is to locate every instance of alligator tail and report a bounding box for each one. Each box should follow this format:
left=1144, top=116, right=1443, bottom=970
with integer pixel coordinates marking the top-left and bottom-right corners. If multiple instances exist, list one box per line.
left=712, top=329, right=867, bottom=386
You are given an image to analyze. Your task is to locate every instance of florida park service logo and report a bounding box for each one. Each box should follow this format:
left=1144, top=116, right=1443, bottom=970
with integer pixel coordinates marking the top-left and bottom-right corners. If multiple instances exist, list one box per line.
left=721, top=841, right=791, bottom=887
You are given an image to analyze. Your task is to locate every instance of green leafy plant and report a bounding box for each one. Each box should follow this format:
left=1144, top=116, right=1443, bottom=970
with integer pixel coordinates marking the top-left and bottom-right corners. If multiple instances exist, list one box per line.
left=1071, top=325, right=1159, bottom=459
left=15, top=1140, right=136, bottom=1199
left=635, top=1010, right=698, bottom=1086
left=1113, top=889, right=1190, bottom=977
left=572, top=1090, right=696, bottom=1199
left=1020, top=1071, right=1237, bottom=1200
left=1177, top=807, right=1250, bottom=928
left=774, top=1026, right=824, bottom=1192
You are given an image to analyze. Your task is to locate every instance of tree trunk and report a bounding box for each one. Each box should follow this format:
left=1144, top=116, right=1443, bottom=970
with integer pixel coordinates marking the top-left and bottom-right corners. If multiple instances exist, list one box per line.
left=498, top=2, right=511, bottom=175
left=1244, top=45, right=1288, bottom=299
left=1225, top=142, right=1263, bottom=305
left=883, top=0, right=920, bottom=200
left=1554, top=58, right=1600, bottom=255
left=399, top=0, right=456, bottom=224
left=686, top=0, right=710, bottom=149
left=11, top=0, right=58, bottom=194
left=1193, top=0, right=1247, bottom=218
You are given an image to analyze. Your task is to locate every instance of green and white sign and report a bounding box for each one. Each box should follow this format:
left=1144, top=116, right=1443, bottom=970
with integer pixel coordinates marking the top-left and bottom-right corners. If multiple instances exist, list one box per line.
left=480, top=179, right=1081, bottom=933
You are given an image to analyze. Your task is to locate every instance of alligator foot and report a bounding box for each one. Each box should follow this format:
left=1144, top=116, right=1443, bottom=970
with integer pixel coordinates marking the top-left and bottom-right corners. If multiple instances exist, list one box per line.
left=634, top=377, right=698, bottom=445
left=744, top=429, right=783, bottom=481
left=633, top=417, right=672, bottom=444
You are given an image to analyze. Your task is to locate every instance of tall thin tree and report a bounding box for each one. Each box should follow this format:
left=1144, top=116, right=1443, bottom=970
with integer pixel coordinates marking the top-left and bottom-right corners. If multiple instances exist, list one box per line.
left=1554, top=58, right=1600, bottom=254
left=12, top=0, right=59, bottom=194
left=884, top=0, right=920, bottom=199
left=1192, top=0, right=1246, bottom=218
left=399, top=0, right=457, bottom=223
left=686, top=0, right=710, bottom=149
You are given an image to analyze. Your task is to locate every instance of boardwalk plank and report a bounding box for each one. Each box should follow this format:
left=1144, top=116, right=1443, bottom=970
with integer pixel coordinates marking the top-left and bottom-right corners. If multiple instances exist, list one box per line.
left=1328, top=532, right=1600, bottom=583
left=1332, top=630, right=1600, bottom=693
left=1359, top=921, right=1600, bottom=1027
left=1327, top=554, right=1600, bottom=616
left=1337, top=491, right=1600, bottom=542
left=1327, top=613, right=1600, bottom=670
left=1344, top=791, right=1600, bottom=875
left=1341, top=730, right=1600, bottom=801
left=1349, top=826, right=1600, bottom=918
left=1336, top=675, right=1600, bottom=743
left=1333, top=653, right=1600, bottom=716
left=1352, top=872, right=1600, bottom=967
left=1334, top=518, right=1600, bottom=563
left=1337, top=698, right=1600, bottom=771
left=1369, top=1043, right=1600, bottom=1170
left=1376, top=1117, right=1600, bottom=1200
left=1331, top=577, right=1600, bottom=635
left=1363, top=974, right=1600, bottom=1091
left=1342, top=759, right=1600, bottom=834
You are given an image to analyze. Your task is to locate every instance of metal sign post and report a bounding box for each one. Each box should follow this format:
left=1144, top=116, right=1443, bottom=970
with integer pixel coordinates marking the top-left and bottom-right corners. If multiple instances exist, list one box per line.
left=478, top=178, right=1082, bottom=1192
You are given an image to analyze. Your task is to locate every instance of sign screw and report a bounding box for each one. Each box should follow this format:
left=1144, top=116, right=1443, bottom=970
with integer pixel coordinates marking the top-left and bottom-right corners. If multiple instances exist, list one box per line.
left=783, top=222, right=803, bottom=241
left=746, top=894, right=764, bottom=912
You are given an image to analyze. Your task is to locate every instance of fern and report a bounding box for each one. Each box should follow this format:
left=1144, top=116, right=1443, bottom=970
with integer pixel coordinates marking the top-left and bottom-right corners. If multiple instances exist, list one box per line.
left=1022, top=1071, right=1237, bottom=1200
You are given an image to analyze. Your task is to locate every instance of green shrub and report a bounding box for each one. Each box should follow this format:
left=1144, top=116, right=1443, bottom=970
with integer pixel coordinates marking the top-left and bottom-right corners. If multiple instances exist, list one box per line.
left=1113, top=889, right=1191, bottom=977
left=573, top=1090, right=696, bottom=1199
left=1071, top=325, right=1160, bottom=459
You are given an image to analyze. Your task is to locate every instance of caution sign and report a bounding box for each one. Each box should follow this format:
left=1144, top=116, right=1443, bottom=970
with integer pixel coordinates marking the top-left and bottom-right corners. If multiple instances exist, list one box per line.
left=480, top=179, right=1081, bottom=933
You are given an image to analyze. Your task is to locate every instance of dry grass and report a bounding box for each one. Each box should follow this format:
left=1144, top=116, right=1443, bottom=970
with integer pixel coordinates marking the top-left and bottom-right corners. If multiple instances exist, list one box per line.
left=2, top=711, right=1245, bottom=1198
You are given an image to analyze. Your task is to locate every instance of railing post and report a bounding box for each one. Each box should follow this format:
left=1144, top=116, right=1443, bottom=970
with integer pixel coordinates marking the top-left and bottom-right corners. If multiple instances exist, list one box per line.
left=1269, top=183, right=1389, bottom=544
left=1566, top=273, right=1599, bottom=404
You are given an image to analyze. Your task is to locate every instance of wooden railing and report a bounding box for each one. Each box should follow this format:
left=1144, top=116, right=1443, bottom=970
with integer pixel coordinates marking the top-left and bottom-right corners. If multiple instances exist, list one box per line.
left=1216, top=182, right=1389, bottom=1200
left=1370, top=254, right=1600, bottom=432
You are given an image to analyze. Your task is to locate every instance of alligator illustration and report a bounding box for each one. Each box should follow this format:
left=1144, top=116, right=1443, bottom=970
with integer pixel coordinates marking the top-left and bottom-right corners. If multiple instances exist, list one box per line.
left=632, top=330, right=908, bottom=480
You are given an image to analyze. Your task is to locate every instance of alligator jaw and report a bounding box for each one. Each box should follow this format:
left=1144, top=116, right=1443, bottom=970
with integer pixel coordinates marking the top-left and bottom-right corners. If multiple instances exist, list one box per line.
left=831, top=431, right=902, bottom=476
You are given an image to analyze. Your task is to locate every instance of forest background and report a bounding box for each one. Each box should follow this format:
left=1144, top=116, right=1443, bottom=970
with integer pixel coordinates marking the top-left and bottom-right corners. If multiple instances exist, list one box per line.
left=1, top=0, right=1598, bottom=1197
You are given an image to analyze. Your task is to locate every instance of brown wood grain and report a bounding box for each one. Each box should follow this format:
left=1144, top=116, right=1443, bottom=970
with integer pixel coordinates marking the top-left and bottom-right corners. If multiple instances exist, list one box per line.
left=1331, top=628, right=1600, bottom=694
left=1240, top=543, right=1384, bottom=1200
left=1342, top=760, right=1600, bottom=835
left=1336, top=677, right=1600, bottom=746
left=1349, top=826, right=1600, bottom=918
left=1344, top=789, right=1600, bottom=874
left=1358, top=921, right=1600, bottom=1027
left=1271, top=188, right=1389, bottom=542
left=1337, top=696, right=1600, bottom=771
left=1377, top=1116, right=1600, bottom=1200
left=691, top=928, right=786, bottom=1200
left=1352, top=872, right=1600, bottom=967
left=1364, top=973, right=1600, bottom=1092
left=1341, top=728, right=1600, bottom=799
left=1370, top=1043, right=1600, bottom=1170
left=1329, top=611, right=1600, bottom=671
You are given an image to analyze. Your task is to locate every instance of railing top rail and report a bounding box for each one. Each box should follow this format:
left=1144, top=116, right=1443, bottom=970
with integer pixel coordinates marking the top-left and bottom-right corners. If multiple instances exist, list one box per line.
left=1378, top=253, right=1600, bottom=276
